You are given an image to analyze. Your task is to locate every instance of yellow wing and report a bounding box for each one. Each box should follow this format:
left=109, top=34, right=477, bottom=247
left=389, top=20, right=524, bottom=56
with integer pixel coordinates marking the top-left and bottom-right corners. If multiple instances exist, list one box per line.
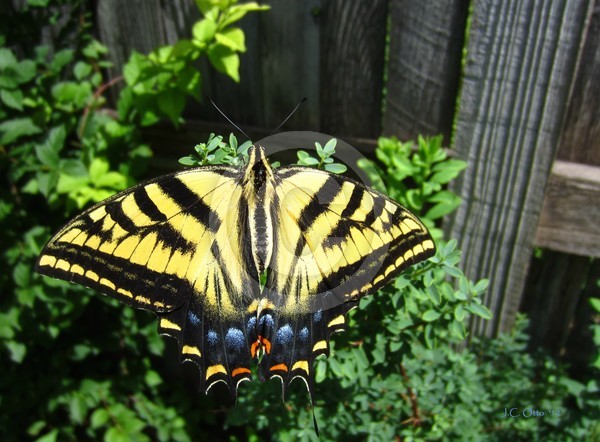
left=36, top=166, right=256, bottom=392
left=269, top=166, right=435, bottom=312
left=258, top=166, right=435, bottom=395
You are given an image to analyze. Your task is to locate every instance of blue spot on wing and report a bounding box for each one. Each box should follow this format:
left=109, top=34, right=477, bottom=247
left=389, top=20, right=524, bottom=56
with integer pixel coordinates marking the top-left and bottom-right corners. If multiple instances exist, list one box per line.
left=313, top=310, right=323, bottom=322
left=225, top=328, right=245, bottom=351
left=188, top=311, right=201, bottom=326
left=275, top=324, right=293, bottom=345
left=207, top=330, right=218, bottom=347
left=247, top=317, right=257, bottom=334
left=298, top=327, right=309, bottom=342
left=259, top=313, right=274, bottom=329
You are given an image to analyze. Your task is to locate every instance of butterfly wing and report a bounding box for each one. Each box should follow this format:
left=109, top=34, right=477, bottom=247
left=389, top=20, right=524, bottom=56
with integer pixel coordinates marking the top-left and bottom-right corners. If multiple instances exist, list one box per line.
left=260, top=167, right=436, bottom=397
left=36, top=166, right=257, bottom=394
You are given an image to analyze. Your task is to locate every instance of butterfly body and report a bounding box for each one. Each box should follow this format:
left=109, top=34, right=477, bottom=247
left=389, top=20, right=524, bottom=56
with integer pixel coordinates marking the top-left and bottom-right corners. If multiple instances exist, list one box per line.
left=37, top=144, right=435, bottom=399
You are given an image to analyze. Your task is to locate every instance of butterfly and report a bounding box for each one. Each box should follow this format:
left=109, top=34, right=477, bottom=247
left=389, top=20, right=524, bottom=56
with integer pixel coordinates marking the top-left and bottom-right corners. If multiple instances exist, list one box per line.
left=36, top=143, right=435, bottom=400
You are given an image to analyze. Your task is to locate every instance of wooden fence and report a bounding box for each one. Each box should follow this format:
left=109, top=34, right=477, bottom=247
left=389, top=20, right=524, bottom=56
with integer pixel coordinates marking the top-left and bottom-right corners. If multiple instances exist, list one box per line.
left=96, top=0, right=600, bottom=359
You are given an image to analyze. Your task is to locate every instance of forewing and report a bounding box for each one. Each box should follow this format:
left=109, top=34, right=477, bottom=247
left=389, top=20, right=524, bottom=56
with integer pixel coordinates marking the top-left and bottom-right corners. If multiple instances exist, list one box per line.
left=36, top=166, right=256, bottom=393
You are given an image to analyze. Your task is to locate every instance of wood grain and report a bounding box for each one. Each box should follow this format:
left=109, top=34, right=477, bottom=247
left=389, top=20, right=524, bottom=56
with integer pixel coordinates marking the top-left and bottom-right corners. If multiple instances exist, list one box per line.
left=319, top=0, right=388, bottom=137
left=95, top=0, right=199, bottom=103
left=557, top=1, right=600, bottom=165
left=447, top=0, right=593, bottom=336
left=383, top=0, right=469, bottom=142
left=535, top=161, right=600, bottom=257
left=195, top=1, right=322, bottom=130
left=520, top=251, right=593, bottom=359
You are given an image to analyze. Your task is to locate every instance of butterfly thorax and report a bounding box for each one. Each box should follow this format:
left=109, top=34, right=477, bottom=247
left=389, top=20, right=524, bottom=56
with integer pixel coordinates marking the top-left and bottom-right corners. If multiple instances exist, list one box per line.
left=243, top=146, right=276, bottom=275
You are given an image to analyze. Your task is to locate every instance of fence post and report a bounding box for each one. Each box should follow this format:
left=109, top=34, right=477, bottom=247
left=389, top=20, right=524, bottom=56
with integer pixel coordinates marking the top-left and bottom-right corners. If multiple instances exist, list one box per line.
left=446, top=0, right=594, bottom=336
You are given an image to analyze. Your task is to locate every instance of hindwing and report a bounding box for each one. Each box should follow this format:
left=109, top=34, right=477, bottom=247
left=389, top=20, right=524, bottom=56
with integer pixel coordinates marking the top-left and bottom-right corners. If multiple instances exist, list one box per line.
left=36, top=166, right=256, bottom=392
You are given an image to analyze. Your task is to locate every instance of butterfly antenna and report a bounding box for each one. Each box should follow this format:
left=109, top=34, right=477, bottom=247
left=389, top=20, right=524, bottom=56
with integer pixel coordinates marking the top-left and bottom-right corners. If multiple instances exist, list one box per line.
left=270, top=97, right=307, bottom=134
left=207, top=96, right=250, bottom=141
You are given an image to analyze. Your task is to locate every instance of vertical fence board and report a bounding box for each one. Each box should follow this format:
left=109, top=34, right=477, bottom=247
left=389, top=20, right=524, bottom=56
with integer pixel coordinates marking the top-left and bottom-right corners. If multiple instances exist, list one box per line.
left=446, top=0, right=593, bottom=336
left=197, top=1, right=322, bottom=131
left=383, top=0, right=469, bottom=142
left=522, top=253, right=599, bottom=375
left=96, top=0, right=167, bottom=80
left=557, top=0, right=600, bottom=165
left=319, top=0, right=388, bottom=138
left=521, top=251, right=591, bottom=355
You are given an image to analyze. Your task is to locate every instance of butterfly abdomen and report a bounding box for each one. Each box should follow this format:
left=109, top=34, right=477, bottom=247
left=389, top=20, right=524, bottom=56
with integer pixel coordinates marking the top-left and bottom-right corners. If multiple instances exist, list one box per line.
left=243, top=146, right=277, bottom=275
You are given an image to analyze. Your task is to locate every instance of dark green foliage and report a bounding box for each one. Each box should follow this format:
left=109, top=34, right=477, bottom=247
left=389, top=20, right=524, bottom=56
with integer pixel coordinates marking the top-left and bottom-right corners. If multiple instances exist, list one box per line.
left=1, top=2, right=598, bottom=441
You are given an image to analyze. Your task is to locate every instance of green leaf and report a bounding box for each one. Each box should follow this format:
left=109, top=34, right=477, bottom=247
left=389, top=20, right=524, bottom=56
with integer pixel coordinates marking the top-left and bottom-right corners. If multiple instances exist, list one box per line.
left=52, top=81, right=92, bottom=108
left=207, top=44, right=240, bottom=82
left=430, top=159, right=467, bottom=184
left=299, top=156, right=319, bottom=166
left=57, top=174, right=90, bottom=194
left=192, top=18, right=218, bottom=45
left=6, top=341, right=27, bottom=363
left=215, top=27, right=246, bottom=52
left=589, top=297, right=600, bottom=312
left=106, top=427, right=136, bottom=442
left=94, top=172, right=127, bottom=190
left=425, top=193, right=462, bottom=219
left=426, top=285, right=441, bottom=304
left=450, top=319, right=466, bottom=339
left=171, top=39, right=195, bottom=59
left=82, top=40, right=109, bottom=59
left=27, top=421, right=46, bottom=437
left=466, top=303, right=492, bottom=320
left=90, top=408, right=110, bottom=429
left=194, top=0, right=213, bottom=14
left=89, top=158, right=109, bottom=184
left=220, top=3, right=271, bottom=28
left=140, top=108, right=161, bottom=126
left=324, top=163, right=347, bottom=174
left=157, top=90, right=186, bottom=123
left=46, top=125, right=66, bottom=153
left=51, top=49, right=74, bottom=71
left=117, top=86, right=133, bottom=119
left=35, top=127, right=65, bottom=169
left=422, top=310, right=441, bottom=322
left=473, top=279, right=489, bottom=294
left=176, top=66, right=201, bottom=98
left=13, top=262, right=31, bottom=287
left=454, top=304, right=465, bottom=321
left=123, top=51, right=148, bottom=85
left=0, top=48, right=17, bottom=69
left=16, top=59, right=37, bottom=83
left=179, top=156, right=197, bottom=166
left=0, top=117, right=42, bottom=144
left=73, top=61, right=92, bottom=80
left=145, top=370, right=162, bottom=387
left=0, top=88, right=24, bottom=110
left=323, top=138, right=337, bottom=154
left=69, top=395, right=88, bottom=424
left=0, top=70, right=18, bottom=89
left=27, top=0, right=49, bottom=6
left=34, top=429, right=58, bottom=442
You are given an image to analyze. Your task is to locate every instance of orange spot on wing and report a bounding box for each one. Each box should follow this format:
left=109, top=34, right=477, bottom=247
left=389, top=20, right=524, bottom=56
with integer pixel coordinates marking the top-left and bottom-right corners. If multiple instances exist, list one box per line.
left=269, top=363, right=289, bottom=372
left=232, top=367, right=251, bottom=377
left=251, top=341, right=259, bottom=358
left=250, top=336, right=272, bottom=358
left=261, top=336, right=272, bottom=354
